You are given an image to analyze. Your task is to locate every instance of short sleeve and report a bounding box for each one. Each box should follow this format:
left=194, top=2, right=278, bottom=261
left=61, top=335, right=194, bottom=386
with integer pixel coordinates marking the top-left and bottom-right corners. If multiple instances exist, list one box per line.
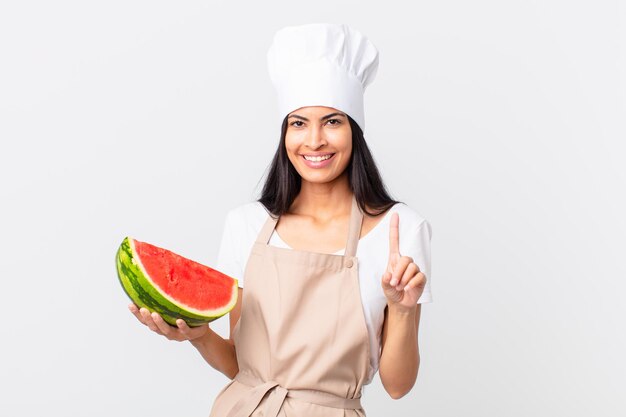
left=215, top=210, right=245, bottom=288
left=403, top=219, right=433, bottom=303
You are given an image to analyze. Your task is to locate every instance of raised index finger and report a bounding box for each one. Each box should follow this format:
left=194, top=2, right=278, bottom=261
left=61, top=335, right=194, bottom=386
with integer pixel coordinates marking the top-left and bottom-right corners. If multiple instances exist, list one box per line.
left=389, top=212, right=400, bottom=256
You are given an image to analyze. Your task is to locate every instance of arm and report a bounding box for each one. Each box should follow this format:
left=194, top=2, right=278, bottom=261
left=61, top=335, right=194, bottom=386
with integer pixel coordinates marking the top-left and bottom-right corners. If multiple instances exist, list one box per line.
left=379, top=303, right=421, bottom=399
left=378, top=213, right=430, bottom=399
left=129, top=210, right=245, bottom=379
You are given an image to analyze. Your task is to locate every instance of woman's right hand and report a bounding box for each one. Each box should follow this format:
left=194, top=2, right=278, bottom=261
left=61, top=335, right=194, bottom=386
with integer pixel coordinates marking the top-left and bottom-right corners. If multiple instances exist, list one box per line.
left=128, top=303, right=210, bottom=342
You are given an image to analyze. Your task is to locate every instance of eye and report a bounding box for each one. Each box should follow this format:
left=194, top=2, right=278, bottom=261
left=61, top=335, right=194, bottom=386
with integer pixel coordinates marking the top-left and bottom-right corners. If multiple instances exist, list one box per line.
left=326, top=118, right=341, bottom=125
left=290, top=120, right=304, bottom=127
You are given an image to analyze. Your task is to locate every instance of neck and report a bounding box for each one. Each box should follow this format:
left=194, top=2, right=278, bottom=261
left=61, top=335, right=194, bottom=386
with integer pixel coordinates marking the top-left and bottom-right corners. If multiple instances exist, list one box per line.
left=291, top=174, right=352, bottom=221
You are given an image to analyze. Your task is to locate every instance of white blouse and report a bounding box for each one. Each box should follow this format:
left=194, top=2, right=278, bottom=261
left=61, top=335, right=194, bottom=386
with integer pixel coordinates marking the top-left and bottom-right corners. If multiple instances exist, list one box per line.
left=215, top=201, right=433, bottom=385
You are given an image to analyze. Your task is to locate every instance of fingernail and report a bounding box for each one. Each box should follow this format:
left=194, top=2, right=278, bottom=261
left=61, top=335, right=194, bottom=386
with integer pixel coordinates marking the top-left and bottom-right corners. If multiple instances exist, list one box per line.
left=390, top=279, right=397, bottom=286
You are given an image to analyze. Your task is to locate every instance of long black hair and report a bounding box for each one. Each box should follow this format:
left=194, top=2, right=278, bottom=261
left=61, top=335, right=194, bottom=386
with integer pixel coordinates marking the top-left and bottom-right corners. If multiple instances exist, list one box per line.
left=257, top=114, right=402, bottom=218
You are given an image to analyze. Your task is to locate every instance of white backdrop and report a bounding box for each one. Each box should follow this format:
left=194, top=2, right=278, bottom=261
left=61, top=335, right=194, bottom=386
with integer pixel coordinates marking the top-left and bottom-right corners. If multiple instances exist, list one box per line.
left=1, top=1, right=625, bottom=416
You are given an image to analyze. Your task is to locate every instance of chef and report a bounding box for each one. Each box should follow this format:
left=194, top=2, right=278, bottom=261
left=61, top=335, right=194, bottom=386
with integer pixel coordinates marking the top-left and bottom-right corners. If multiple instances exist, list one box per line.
left=129, top=22, right=433, bottom=416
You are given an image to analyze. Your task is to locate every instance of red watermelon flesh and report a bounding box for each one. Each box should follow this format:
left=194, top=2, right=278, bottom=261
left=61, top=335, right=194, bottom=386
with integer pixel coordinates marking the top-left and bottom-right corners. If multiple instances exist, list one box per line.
left=134, top=239, right=233, bottom=311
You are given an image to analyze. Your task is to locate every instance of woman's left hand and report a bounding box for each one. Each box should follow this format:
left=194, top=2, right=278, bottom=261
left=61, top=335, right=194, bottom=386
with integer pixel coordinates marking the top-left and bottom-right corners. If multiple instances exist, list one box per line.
left=381, top=212, right=427, bottom=310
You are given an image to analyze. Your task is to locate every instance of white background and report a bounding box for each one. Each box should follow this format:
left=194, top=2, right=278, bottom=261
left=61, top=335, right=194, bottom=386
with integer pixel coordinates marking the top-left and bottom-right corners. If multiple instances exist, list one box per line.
left=1, top=1, right=625, bottom=416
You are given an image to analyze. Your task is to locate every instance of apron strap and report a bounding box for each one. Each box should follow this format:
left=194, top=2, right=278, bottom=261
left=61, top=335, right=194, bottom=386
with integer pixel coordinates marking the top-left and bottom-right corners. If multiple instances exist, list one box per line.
left=255, top=194, right=364, bottom=257
left=256, top=209, right=279, bottom=245
left=345, top=193, right=364, bottom=258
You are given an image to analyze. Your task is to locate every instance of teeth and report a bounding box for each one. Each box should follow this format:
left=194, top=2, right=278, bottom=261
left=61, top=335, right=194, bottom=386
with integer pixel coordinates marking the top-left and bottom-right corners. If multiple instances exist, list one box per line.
left=304, top=154, right=333, bottom=162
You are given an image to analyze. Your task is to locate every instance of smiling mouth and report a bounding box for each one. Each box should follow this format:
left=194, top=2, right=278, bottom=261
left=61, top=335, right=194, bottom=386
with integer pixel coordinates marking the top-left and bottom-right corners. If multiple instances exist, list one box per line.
left=301, top=153, right=335, bottom=162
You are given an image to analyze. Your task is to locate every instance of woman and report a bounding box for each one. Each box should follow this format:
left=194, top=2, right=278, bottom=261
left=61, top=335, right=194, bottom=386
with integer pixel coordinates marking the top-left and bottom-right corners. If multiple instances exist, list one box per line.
left=128, top=23, right=433, bottom=416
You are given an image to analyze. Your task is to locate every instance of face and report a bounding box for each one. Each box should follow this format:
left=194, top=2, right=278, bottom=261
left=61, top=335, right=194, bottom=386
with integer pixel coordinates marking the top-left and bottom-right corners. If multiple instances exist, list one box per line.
left=284, top=106, right=352, bottom=184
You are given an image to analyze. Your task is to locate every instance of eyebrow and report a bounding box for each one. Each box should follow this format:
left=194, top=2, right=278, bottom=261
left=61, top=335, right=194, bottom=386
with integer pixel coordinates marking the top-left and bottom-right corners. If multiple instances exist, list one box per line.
left=287, top=112, right=346, bottom=121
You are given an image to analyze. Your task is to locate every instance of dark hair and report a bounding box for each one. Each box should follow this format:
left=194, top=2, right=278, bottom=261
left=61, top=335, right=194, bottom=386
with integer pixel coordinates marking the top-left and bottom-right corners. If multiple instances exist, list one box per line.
left=256, top=114, right=402, bottom=217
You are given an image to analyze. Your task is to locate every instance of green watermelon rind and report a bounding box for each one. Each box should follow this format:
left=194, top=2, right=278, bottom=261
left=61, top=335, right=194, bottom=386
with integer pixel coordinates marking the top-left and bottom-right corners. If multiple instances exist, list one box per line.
left=115, top=237, right=238, bottom=327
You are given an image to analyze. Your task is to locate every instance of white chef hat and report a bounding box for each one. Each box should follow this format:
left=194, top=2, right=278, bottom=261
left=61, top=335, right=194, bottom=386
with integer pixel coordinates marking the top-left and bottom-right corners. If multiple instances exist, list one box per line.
left=266, top=23, right=379, bottom=133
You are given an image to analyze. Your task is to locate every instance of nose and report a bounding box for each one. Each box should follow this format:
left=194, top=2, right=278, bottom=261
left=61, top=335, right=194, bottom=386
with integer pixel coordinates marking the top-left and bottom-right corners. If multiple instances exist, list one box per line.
left=305, top=124, right=327, bottom=149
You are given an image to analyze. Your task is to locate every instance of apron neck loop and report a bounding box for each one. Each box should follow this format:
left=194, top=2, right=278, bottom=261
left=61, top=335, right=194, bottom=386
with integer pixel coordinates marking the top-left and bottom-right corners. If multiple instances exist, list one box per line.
left=256, top=194, right=364, bottom=257
left=344, top=194, right=363, bottom=257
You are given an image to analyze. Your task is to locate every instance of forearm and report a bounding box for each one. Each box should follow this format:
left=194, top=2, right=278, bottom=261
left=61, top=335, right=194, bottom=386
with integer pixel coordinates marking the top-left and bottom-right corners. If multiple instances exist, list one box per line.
left=189, top=327, right=239, bottom=379
left=379, top=304, right=420, bottom=399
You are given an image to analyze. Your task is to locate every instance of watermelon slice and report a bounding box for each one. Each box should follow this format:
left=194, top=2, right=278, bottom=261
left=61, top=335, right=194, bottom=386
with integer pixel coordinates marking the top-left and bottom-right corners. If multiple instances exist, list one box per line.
left=115, top=237, right=238, bottom=327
